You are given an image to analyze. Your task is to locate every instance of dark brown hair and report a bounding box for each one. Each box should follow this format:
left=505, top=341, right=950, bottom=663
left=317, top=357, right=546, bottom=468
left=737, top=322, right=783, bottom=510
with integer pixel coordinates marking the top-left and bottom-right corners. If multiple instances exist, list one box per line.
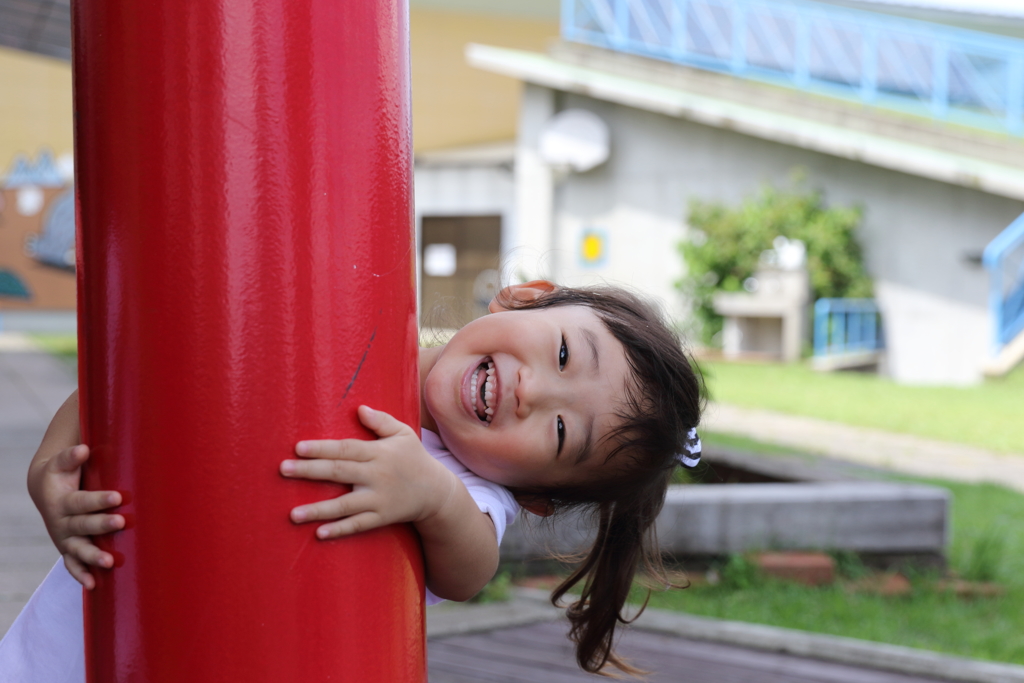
left=498, top=285, right=705, bottom=675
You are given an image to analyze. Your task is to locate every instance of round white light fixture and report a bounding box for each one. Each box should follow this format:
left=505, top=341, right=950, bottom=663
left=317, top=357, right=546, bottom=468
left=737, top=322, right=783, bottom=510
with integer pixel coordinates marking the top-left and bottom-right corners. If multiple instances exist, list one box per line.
left=538, top=109, right=610, bottom=173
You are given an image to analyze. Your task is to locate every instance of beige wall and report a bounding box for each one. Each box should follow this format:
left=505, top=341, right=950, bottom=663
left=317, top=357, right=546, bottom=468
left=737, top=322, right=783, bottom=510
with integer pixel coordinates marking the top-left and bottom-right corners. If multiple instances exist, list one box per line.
left=0, top=46, right=73, bottom=168
left=410, top=8, right=556, bottom=151
left=0, top=12, right=554, bottom=159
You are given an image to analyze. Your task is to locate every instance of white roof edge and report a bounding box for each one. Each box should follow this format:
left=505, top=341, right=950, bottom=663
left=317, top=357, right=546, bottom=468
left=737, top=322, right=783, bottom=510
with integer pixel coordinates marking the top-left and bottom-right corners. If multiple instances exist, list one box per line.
left=466, top=43, right=1024, bottom=202
left=415, top=139, right=516, bottom=166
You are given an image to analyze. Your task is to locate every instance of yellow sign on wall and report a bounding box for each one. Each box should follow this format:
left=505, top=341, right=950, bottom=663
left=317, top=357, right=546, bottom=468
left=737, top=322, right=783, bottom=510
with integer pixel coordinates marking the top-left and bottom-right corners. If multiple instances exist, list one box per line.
left=580, top=228, right=607, bottom=267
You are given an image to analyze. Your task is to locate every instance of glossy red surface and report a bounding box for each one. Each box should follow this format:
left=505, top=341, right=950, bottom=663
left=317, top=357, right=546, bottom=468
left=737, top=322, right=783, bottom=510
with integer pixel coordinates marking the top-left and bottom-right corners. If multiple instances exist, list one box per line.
left=71, top=1, right=423, bottom=680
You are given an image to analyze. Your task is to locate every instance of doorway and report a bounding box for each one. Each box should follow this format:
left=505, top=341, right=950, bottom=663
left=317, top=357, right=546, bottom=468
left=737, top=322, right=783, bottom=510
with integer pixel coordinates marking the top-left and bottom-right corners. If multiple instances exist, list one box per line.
left=420, top=215, right=502, bottom=328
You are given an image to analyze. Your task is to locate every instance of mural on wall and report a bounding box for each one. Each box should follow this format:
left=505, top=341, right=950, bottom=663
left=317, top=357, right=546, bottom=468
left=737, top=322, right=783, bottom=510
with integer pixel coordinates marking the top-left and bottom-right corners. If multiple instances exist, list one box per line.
left=0, top=149, right=77, bottom=310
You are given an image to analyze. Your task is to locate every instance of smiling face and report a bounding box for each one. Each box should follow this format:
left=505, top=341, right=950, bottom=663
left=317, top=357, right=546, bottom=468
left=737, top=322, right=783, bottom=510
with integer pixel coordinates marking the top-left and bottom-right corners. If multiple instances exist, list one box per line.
left=422, top=302, right=632, bottom=490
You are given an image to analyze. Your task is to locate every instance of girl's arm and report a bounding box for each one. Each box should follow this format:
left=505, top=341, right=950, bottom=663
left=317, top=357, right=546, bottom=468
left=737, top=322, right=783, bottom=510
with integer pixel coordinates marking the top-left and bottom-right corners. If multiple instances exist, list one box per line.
left=409, top=474, right=499, bottom=602
left=281, top=405, right=499, bottom=602
left=27, top=390, right=125, bottom=589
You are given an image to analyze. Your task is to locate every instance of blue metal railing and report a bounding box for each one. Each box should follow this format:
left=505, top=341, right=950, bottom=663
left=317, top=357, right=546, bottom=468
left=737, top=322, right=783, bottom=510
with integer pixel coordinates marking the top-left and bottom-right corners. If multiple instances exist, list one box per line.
left=983, top=212, right=1024, bottom=351
left=813, top=298, right=883, bottom=358
left=562, top=0, right=1024, bottom=136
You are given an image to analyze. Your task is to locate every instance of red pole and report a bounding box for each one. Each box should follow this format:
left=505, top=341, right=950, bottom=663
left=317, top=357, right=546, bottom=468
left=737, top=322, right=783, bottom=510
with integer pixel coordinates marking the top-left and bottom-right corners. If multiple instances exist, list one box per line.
left=71, top=1, right=423, bottom=681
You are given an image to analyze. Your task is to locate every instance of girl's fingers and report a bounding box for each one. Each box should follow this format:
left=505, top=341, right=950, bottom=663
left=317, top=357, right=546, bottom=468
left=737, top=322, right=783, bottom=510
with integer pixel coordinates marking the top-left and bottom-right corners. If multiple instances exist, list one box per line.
left=290, top=490, right=373, bottom=524
left=315, top=512, right=384, bottom=539
left=62, top=554, right=95, bottom=590
left=54, top=444, right=90, bottom=472
left=64, top=536, right=115, bottom=569
left=294, top=439, right=373, bottom=462
left=292, top=407, right=415, bottom=459
left=61, top=490, right=122, bottom=516
left=357, top=405, right=409, bottom=439
left=280, top=458, right=365, bottom=484
left=65, top=512, right=124, bottom=538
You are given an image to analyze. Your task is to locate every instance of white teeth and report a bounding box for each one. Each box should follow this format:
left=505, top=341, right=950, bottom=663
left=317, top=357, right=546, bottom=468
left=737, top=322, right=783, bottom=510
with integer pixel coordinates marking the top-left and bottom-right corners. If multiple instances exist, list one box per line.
left=473, top=359, right=497, bottom=424
left=482, top=361, right=496, bottom=411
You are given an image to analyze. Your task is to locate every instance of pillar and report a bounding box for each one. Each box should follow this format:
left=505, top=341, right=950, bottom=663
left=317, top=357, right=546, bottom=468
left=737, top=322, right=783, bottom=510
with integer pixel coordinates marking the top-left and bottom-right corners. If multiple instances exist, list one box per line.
left=72, top=1, right=423, bottom=680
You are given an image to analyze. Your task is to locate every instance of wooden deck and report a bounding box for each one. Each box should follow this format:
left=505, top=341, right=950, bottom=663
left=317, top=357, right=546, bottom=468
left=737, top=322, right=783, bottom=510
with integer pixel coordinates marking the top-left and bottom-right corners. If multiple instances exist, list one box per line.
left=428, top=620, right=951, bottom=683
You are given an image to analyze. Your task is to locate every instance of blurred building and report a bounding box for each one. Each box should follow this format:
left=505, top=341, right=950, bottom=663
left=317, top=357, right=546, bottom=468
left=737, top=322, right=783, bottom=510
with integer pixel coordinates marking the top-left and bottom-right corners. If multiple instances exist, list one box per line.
left=4, top=0, right=1023, bottom=385
left=451, top=0, right=1024, bottom=384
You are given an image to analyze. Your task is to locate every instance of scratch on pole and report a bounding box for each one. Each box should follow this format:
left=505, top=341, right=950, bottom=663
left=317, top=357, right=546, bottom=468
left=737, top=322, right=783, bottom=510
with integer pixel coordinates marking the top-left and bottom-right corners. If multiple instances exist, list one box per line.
left=340, top=327, right=377, bottom=404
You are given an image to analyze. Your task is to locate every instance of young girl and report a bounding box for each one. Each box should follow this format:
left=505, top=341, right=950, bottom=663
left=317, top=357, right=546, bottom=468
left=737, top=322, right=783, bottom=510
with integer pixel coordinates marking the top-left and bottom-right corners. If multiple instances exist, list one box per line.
left=6, top=280, right=704, bottom=676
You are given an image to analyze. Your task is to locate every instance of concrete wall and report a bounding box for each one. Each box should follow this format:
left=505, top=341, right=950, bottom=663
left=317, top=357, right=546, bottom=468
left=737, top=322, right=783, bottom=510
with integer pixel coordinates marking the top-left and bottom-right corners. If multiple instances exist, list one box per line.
left=502, top=481, right=949, bottom=560
left=514, top=85, right=1024, bottom=384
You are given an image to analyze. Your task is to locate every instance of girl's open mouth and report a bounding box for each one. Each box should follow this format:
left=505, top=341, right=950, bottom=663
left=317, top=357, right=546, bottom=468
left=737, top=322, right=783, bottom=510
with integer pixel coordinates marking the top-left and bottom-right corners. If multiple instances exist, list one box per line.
left=469, top=357, right=496, bottom=424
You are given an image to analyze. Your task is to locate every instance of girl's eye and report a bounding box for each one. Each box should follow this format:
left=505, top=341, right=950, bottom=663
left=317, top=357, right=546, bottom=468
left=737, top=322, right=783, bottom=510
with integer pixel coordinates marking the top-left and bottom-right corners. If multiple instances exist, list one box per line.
left=559, top=336, right=569, bottom=370
left=557, top=416, right=566, bottom=454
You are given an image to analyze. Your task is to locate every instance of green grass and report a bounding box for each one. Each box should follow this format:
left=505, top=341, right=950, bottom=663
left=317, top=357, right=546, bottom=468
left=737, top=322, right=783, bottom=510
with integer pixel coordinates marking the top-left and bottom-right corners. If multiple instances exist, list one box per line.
left=699, top=360, right=1024, bottom=453
left=644, top=580, right=1024, bottom=664
left=702, top=430, right=818, bottom=458
left=647, top=434, right=1024, bottom=664
left=28, top=333, right=78, bottom=363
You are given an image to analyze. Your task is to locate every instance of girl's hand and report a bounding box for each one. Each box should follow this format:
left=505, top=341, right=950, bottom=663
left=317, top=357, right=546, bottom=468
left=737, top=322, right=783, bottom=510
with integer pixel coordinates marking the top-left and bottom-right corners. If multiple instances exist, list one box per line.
left=28, top=444, right=125, bottom=589
left=280, top=405, right=457, bottom=539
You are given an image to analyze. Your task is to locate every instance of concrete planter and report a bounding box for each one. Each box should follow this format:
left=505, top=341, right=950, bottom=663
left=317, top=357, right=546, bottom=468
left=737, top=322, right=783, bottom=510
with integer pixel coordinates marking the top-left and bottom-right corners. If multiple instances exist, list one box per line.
left=501, top=449, right=949, bottom=563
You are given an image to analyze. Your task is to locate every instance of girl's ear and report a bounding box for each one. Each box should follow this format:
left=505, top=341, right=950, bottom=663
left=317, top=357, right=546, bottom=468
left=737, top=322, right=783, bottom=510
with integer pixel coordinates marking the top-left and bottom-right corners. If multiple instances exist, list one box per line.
left=515, top=494, right=555, bottom=517
left=488, top=280, right=557, bottom=314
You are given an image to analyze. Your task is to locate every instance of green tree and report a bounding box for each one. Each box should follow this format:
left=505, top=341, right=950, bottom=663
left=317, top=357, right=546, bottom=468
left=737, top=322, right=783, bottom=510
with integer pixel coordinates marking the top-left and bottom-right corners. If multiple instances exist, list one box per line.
left=678, top=178, right=872, bottom=345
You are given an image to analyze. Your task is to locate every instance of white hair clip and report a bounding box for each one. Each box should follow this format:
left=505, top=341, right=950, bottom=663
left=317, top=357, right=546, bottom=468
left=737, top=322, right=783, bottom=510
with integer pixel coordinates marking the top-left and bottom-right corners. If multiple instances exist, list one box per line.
left=676, top=428, right=701, bottom=468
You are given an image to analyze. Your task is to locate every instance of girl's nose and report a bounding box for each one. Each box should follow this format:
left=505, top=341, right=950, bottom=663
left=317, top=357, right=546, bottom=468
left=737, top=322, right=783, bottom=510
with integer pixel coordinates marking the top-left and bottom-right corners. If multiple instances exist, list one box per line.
left=514, top=366, right=565, bottom=418
left=514, top=365, right=541, bottom=418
